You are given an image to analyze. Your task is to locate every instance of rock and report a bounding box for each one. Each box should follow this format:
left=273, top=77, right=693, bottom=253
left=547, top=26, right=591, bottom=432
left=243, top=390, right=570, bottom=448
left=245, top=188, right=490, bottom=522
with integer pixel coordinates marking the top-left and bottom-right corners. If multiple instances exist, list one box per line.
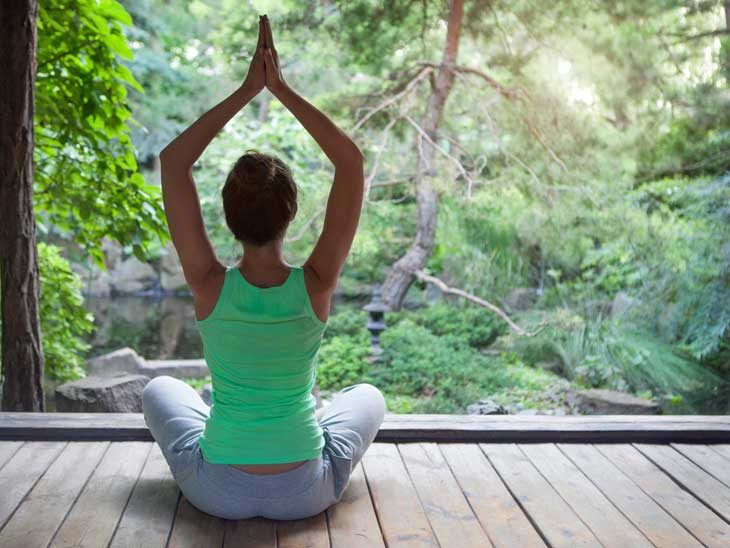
left=55, top=374, right=150, bottom=412
left=611, top=292, right=640, bottom=317
left=572, top=388, right=660, bottom=415
left=201, top=383, right=213, bottom=405
left=467, top=399, right=509, bottom=415
left=516, top=408, right=539, bottom=415
left=109, top=256, right=157, bottom=294
left=86, top=347, right=146, bottom=377
left=160, top=241, right=188, bottom=291
left=503, top=288, right=538, bottom=312
left=70, top=261, right=111, bottom=297
left=139, top=359, right=209, bottom=379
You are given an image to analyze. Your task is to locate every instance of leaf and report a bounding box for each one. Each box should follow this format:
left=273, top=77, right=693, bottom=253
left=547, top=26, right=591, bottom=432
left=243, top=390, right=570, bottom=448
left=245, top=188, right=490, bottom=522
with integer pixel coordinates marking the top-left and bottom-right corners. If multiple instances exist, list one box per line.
left=116, top=63, right=144, bottom=92
left=105, top=32, right=134, bottom=60
left=97, top=0, right=133, bottom=26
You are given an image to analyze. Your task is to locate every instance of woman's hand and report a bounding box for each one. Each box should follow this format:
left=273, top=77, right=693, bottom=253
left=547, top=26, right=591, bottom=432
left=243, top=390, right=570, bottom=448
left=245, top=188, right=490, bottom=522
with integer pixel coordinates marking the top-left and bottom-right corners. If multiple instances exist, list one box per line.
left=242, top=16, right=266, bottom=92
left=261, top=15, right=286, bottom=93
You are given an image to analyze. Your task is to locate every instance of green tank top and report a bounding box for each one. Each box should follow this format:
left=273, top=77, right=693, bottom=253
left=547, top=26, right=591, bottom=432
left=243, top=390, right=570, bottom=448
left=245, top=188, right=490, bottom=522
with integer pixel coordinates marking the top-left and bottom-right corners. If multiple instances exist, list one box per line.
left=195, top=264, right=328, bottom=464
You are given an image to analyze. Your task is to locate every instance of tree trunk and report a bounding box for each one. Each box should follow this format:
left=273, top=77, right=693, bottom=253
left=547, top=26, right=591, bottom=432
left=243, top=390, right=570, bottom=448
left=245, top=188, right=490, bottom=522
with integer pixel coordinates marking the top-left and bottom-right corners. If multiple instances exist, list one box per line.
left=0, top=0, right=45, bottom=411
left=380, top=0, right=463, bottom=310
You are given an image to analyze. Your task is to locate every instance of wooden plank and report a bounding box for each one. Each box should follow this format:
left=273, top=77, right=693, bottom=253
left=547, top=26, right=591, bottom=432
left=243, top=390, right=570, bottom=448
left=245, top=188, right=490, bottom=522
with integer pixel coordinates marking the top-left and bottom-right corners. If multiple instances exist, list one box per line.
left=277, top=512, right=330, bottom=548
left=672, top=444, right=730, bottom=487
left=0, top=441, right=66, bottom=530
left=223, top=517, right=276, bottom=548
left=167, top=497, right=225, bottom=548
left=634, top=443, right=730, bottom=522
left=110, top=443, right=181, bottom=548
left=0, top=441, right=23, bottom=470
left=361, top=442, right=438, bottom=547
left=0, top=413, right=154, bottom=441
left=597, top=444, right=730, bottom=548
left=398, top=443, right=493, bottom=547
left=440, top=443, right=545, bottom=548
left=3, top=412, right=730, bottom=443
left=325, top=463, right=384, bottom=548
left=0, top=441, right=109, bottom=548
left=559, top=444, right=702, bottom=548
left=520, top=443, right=653, bottom=548
left=49, top=442, right=152, bottom=548
left=710, top=444, right=730, bottom=461
left=480, top=443, right=601, bottom=547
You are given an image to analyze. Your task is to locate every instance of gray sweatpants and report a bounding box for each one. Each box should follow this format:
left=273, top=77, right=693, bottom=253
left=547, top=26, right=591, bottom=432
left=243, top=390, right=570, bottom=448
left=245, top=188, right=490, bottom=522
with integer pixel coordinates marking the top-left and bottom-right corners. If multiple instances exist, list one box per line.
left=141, top=375, right=386, bottom=520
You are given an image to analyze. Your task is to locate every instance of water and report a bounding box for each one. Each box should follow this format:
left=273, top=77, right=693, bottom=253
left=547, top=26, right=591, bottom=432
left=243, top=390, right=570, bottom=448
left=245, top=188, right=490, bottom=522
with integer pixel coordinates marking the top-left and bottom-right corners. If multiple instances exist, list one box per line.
left=83, top=295, right=204, bottom=361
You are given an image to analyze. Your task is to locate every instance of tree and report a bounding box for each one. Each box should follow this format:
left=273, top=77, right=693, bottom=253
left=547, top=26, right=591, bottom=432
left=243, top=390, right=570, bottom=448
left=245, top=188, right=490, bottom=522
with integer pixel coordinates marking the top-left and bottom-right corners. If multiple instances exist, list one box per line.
left=34, top=0, right=168, bottom=268
left=0, top=0, right=45, bottom=411
left=379, top=0, right=463, bottom=310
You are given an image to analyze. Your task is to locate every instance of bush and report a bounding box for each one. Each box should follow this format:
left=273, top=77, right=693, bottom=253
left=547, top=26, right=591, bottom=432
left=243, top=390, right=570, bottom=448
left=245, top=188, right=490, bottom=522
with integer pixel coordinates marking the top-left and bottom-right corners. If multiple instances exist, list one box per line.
left=323, top=307, right=369, bottom=340
left=387, top=301, right=506, bottom=349
left=542, top=316, right=728, bottom=410
left=38, top=243, right=94, bottom=381
left=316, top=332, right=371, bottom=390
left=371, top=319, right=560, bottom=413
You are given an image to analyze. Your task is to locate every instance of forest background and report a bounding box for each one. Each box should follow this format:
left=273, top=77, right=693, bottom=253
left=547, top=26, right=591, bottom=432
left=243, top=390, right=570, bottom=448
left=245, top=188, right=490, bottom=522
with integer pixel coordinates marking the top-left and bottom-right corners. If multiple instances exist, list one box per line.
left=12, top=0, right=730, bottom=414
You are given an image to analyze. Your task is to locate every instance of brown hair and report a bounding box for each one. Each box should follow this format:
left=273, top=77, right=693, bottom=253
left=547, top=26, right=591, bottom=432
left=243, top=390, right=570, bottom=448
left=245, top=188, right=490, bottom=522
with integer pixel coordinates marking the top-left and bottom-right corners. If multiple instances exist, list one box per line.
left=221, top=150, right=298, bottom=246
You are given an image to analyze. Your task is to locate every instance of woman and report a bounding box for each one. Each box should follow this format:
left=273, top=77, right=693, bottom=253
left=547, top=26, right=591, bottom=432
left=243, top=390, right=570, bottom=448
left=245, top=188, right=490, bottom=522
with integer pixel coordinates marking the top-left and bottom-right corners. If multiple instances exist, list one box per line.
left=142, top=15, right=386, bottom=521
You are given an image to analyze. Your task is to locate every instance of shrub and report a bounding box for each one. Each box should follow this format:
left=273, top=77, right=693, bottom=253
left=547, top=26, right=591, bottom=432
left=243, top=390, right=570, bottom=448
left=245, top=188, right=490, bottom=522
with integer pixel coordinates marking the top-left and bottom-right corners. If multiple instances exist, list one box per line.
left=386, top=301, right=506, bottom=349
left=371, top=319, right=560, bottom=413
left=323, top=307, right=369, bottom=340
left=316, top=332, right=371, bottom=390
left=33, top=243, right=95, bottom=381
left=546, top=317, right=728, bottom=409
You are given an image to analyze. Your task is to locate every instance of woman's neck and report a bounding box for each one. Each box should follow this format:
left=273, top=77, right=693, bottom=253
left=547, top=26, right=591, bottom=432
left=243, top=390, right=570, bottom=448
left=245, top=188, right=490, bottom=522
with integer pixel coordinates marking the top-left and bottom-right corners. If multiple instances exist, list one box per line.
left=238, top=240, right=290, bottom=273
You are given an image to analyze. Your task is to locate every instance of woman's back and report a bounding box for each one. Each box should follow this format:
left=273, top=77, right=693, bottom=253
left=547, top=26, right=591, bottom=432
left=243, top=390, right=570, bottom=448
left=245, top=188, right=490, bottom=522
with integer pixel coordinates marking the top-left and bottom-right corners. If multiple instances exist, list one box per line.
left=195, top=264, right=328, bottom=465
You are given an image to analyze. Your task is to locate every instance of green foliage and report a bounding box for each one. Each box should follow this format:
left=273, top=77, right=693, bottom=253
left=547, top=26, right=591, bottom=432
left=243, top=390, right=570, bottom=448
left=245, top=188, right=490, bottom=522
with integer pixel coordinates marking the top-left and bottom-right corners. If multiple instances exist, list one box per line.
left=25, top=0, right=730, bottom=413
left=516, top=315, right=729, bottom=410
left=181, top=376, right=211, bottom=393
left=35, top=0, right=168, bottom=268
left=316, top=333, right=371, bottom=391
left=322, top=308, right=369, bottom=340
left=371, top=319, right=560, bottom=413
left=326, top=1, right=443, bottom=73
left=387, top=301, right=506, bottom=349
left=38, top=243, right=95, bottom=381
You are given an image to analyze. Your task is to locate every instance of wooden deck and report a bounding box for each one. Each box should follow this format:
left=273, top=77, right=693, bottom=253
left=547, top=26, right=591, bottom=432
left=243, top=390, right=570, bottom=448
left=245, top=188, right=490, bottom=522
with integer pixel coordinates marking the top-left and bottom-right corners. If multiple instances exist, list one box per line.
left=1, top=414, right=730, bottom=547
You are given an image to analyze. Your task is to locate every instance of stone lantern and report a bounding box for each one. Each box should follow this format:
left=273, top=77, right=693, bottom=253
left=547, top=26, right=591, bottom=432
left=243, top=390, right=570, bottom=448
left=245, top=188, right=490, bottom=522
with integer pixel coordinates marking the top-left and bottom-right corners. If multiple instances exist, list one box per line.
left=363, top=285, right=388, bottom=359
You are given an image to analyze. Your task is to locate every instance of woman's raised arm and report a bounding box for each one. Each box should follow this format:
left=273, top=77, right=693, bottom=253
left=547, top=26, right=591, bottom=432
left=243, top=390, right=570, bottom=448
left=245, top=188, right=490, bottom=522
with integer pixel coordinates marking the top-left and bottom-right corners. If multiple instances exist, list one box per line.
left=262, top=16, right=365, bottom=290
left=158, top=19, right=267, bottom=291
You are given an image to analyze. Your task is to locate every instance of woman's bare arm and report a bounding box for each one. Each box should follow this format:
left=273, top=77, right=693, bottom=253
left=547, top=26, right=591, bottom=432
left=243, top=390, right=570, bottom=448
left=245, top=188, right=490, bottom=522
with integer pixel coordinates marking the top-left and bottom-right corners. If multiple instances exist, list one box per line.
left=262, top=16, right=364, bottom=290
left=158, top=18, right=266, bottom=291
